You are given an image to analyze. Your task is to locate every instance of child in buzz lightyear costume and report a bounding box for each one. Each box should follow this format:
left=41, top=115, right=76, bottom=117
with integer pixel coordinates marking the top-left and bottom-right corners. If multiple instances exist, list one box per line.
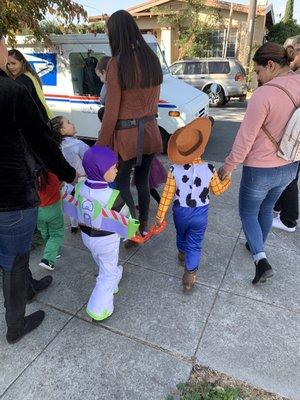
left=74, top=145, right=139, bottom=321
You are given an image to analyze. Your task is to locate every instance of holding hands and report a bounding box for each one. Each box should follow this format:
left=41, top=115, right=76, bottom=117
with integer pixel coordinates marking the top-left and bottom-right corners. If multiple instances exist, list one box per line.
left=218, top=165, right=232, bottom=181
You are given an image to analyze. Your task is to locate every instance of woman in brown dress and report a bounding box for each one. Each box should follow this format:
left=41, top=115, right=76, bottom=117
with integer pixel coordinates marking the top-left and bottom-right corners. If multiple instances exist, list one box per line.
left=97, top=10, right=163, bottom=237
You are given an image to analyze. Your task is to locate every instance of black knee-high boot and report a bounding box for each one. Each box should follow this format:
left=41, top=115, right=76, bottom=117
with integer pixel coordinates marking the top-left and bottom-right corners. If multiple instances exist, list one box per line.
left=2, top=253, right=45, bottom=344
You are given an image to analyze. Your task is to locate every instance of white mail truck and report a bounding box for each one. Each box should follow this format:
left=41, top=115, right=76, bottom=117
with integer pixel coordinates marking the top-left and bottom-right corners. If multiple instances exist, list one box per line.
left=15, top=34, right=209, bottom=150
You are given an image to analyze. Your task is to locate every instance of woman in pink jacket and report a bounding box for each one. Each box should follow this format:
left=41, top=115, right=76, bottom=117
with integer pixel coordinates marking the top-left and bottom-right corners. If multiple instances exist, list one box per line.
left=219, top=42, right=300, bottom=285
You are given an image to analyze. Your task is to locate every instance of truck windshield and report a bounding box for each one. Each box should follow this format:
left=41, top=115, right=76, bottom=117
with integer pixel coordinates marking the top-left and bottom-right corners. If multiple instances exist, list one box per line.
left=148, top=42, right=170, bottom=75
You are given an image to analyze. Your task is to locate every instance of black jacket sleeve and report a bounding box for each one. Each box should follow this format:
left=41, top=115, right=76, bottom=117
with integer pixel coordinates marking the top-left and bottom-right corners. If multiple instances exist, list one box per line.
left=16, top=74, right=49, bottom=122
left=15, top=85, right=76, bottom=183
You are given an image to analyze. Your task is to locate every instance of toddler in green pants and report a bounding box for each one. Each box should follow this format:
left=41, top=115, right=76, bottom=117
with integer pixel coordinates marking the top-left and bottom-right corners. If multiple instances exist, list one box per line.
left=37, top=171, right=64, bottom=271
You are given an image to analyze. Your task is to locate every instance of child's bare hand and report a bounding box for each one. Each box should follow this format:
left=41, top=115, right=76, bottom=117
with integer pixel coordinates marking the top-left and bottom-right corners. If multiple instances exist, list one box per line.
left=71, top=172, right=79, bottom=185
left=155, top=217, right=163, bottom=227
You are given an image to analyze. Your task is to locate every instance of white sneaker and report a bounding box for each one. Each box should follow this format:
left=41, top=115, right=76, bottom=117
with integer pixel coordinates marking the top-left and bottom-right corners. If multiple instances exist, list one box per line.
left=272, top=217, right=296, bottom=232
left=39, top=259, right=55, bottom=271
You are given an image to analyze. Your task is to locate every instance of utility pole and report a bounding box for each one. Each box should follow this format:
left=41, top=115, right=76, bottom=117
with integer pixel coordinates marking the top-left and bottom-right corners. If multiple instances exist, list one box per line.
left=223, top=2, right=234, bottom=58
left=244, top=0, right=258, bottom=71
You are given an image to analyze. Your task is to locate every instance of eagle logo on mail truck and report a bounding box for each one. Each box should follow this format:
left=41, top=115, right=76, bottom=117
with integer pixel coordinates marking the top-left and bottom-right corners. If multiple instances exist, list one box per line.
left=25, top=53, right=57, bottom=86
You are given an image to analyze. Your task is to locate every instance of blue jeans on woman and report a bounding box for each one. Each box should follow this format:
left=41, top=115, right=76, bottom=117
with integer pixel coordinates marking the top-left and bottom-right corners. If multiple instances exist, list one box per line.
left=0, top=207, right=38, bottom=332
left=0, top=207, right=38, bottom=271
left=239, top=163, right=299, bottom=262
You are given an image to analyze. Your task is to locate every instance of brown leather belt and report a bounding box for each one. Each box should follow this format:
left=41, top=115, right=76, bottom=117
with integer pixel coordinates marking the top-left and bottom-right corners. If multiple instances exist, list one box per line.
left=115, top=114, right=156, bottom=166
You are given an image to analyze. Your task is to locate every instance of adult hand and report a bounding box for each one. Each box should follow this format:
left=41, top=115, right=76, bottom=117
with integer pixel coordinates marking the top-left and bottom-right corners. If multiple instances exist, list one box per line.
left=218, top=166, right=231, bottom=181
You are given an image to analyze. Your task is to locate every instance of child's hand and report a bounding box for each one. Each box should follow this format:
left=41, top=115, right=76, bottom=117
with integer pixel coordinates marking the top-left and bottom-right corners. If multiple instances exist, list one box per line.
left=71, top=172, right=79, bottom=186
left=155, top=217, right=164, bottom=227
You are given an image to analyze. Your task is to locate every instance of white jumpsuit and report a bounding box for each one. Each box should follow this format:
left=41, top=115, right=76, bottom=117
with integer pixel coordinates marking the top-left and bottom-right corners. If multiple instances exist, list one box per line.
left=78, top=183, right=123, bottom=321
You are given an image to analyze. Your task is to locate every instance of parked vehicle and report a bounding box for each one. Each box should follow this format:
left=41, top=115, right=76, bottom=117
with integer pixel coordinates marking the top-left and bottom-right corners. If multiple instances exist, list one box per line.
left=15, top=34, right=209, bottom=151
left=169, top=57, right=247, bottom=107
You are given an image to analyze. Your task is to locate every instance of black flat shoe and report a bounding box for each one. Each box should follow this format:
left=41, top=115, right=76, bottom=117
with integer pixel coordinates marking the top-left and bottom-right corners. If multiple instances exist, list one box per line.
left=6, top=310, right=45, bottom=344
left=27, top=275, right=53, bottom=301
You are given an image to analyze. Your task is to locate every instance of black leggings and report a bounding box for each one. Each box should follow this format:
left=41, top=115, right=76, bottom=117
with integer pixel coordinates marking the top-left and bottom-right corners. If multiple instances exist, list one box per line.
left=115, top=154, right=154, bottom=223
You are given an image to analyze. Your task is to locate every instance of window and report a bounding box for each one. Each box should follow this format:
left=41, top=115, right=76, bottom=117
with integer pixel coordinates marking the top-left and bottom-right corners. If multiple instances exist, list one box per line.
left=225, top=29, right=237, bottom=58
left=148, top=42, right=170, bottom=75
left=203, top=29, right=237, bottom=58
left=170, top=63, right=185, bottom=75
left=204, top=30, right=226, bottom=58
left=208, top=61, right=230, bottom=74
left=69, top=52, right=107, bottom=96
left=185, top=62, right=207, bottom=75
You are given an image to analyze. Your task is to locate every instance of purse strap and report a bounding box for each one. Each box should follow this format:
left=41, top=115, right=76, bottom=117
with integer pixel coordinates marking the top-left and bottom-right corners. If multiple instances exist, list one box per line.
left=261, top=125, right=284, bottom=154
left=261, top=83, right=298, bottom=154
left=264, top=83, right=298, bottom=108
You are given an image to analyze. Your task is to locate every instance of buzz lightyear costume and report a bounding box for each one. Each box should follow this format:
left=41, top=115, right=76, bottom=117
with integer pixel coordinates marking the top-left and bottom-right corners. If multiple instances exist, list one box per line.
left=63, top=145, right=139, bottom=321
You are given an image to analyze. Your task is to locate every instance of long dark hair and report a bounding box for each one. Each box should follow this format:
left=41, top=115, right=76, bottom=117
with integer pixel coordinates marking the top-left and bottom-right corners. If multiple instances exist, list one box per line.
left=8, top=49, right=43, bottom=88
left=37, top=169, right=50, bottom=191
left=50, top=115, right=65, bottom=145
left=106, top=10, right=163, bottom=90
left=253, top=42, right=295, bottom=67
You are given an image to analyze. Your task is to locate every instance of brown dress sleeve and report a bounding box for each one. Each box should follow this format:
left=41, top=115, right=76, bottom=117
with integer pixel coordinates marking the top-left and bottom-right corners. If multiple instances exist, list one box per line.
left=96, top=58, right=121, bottom=148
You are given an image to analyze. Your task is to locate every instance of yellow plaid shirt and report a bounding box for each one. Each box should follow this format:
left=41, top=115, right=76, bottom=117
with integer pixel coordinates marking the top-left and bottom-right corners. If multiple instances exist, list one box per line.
left=156, top=159, right=231, bottom=221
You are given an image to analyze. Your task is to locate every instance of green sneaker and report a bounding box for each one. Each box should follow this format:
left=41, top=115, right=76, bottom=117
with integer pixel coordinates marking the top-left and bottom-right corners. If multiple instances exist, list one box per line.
left=86, top=308, right=112, bottom=321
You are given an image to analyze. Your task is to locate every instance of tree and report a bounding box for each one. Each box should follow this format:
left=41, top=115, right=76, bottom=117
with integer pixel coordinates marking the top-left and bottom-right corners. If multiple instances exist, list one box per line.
left=38, top=20, right=106, bottom=35
left=266, top=20, right=300, bottom=44
left=152, top=0, right=223, bottom=59
left=283, top=0, right=294, bottom=23
left=0, top=0, right=87, bottom=43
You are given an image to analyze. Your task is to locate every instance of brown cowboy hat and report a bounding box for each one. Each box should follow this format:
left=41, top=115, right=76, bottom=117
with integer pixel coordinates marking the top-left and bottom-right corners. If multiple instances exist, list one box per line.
left=167, top=117, right=212, bottom=164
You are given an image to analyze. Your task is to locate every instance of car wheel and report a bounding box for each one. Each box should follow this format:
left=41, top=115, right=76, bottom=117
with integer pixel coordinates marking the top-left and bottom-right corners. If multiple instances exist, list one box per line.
left=160, top=127, right=170, bottom=154
left=223, top=97, right=230, bottom=105
left=206, top=86, right=225, bottom=107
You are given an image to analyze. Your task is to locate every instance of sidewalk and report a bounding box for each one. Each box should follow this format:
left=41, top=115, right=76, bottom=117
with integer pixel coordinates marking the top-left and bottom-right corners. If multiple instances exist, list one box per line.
left=0, top=162, right=299, bottom=400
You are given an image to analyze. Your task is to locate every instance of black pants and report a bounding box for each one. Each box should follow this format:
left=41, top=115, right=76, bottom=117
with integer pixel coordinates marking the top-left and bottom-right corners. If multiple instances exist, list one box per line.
left=274, top=163, right=299, bottom=228
left=115, top=154, right=154, bottom=224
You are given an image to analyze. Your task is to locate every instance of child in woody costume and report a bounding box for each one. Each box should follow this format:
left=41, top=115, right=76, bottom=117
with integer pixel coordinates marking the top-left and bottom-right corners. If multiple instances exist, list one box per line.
left=155, top=117, right=231, bottom=292
left=73, top=145, right=139, bottom=321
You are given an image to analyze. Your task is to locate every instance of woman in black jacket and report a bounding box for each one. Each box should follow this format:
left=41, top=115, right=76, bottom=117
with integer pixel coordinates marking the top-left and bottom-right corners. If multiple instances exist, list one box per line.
left=0, top=31, right=76, bottom=344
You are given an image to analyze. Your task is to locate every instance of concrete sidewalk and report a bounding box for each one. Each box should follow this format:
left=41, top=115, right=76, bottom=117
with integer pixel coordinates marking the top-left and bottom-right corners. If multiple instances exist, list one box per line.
left=0, top=163, right=299, bottom=400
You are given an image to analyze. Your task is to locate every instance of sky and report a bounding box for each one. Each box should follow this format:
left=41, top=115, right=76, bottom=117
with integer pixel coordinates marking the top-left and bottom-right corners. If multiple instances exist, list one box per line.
left=76, top=0, right=300, bottom=22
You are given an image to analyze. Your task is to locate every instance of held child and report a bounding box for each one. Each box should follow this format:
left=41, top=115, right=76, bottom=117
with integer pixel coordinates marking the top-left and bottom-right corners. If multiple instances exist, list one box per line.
left=37, top=171, right=64, bottom=271
left=95, top=55, right=111, bottom=121
left=78, top=145, right=128, bottom=321
left=155, top=118, right=231, bottom=292
left=51, top=116, right=89, bottom=233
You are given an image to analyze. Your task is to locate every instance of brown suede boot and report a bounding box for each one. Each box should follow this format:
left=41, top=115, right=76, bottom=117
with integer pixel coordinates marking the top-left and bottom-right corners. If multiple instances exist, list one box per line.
left=182, top=269, right=197, bottom=293
left=178, top=251, right=185, bottom=265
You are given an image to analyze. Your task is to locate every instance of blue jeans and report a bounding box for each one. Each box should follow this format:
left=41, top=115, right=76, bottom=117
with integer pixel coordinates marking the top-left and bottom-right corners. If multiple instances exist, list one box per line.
left=239, top=163, right=299, bottom=262
left=0, top=207, right=38, bottom=271
left=173, top=205, right=208, bottom=271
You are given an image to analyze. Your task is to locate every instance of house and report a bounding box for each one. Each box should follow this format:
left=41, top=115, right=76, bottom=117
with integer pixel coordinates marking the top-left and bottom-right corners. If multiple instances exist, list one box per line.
left=89, top=0, right=275, bottom=66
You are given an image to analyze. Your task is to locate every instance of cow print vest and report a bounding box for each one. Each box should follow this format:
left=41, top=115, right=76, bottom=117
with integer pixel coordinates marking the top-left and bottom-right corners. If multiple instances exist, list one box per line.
left=171, top=162, right=215, bottom=208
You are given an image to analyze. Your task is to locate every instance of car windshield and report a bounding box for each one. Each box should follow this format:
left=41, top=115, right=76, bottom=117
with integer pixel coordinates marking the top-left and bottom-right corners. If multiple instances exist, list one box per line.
left=148, top=42, right=170, bottom=75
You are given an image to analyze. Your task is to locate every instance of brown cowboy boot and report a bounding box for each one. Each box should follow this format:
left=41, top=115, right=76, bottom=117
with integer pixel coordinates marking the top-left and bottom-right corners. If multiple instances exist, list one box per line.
left=182, top=269, right=197, bottom=293
left=178, top=251, right=185, bottom=265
